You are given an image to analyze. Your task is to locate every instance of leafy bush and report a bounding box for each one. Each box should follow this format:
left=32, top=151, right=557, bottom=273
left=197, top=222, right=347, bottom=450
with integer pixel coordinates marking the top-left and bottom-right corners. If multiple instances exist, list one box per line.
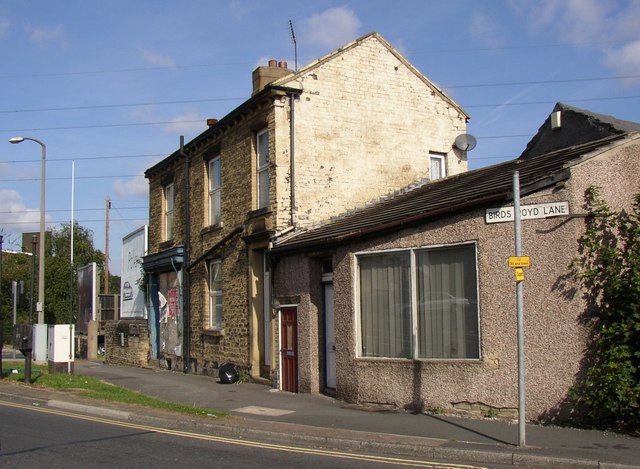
left=570, top=187, right=640, bottom=434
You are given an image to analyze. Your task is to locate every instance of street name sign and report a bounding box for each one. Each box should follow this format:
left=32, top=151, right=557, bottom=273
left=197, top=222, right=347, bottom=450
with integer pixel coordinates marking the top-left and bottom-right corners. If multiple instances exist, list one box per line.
left=486, top=201, right=569, bottom=223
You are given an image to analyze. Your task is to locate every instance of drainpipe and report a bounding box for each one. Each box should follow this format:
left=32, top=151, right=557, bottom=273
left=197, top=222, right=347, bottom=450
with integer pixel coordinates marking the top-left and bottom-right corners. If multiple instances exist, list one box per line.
left=181, top=136, right=191, bottom=373
left=289, top=93, right=297, bottom=227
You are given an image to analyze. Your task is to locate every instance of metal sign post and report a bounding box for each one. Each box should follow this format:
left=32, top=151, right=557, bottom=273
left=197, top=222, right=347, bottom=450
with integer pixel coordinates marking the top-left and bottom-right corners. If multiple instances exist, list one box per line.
left=513, top=171, right=526, bottom=447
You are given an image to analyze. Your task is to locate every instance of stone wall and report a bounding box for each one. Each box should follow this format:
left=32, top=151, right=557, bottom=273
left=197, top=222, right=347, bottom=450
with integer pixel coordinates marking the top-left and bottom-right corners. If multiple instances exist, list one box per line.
left=105, top=320, right=150, bottom=367
left=144, top=32, right=469, bottom=383
left=274, top=33, right=469, bottom=229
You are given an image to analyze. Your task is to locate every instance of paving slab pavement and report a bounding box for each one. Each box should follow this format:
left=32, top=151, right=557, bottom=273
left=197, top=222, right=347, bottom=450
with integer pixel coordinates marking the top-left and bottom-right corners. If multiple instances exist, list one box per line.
left=2, top=359, right=639, bottom=468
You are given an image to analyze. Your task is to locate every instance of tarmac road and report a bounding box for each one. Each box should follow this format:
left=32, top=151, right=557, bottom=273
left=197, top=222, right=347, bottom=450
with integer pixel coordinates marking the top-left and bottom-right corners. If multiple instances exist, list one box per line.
left=1, top=358, right=639, bottom=469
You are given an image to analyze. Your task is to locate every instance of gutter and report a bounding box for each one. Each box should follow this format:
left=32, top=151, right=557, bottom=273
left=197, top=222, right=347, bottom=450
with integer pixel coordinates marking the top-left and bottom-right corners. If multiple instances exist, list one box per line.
left=145, top=85, right=302, bottom=179
left=181, top=136, right=191, bottom=373
left=271, top=192, right=510, bottom=256
left=289, top=92, right=297, bottom=226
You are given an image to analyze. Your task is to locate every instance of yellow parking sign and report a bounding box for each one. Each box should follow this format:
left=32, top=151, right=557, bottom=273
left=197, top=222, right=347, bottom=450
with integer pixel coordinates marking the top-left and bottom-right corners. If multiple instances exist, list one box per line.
left=509, top=256, right=530, bottom=268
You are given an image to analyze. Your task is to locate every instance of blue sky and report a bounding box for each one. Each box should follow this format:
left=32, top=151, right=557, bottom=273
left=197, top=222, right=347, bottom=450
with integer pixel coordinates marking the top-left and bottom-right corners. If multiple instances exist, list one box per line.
left=1, top=0, right=639, bottom=276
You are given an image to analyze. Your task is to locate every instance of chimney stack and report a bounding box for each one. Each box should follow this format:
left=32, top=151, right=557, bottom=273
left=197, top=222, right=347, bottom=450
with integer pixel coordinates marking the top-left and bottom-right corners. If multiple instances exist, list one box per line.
left=206, top=118, right=218, bottom=127
left=252, top=59, right=292, bottom=95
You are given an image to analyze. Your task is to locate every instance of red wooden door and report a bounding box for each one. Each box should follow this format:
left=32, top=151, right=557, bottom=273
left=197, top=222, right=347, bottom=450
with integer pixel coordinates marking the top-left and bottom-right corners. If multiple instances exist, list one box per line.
left=280, top=306, right=298, bottom=393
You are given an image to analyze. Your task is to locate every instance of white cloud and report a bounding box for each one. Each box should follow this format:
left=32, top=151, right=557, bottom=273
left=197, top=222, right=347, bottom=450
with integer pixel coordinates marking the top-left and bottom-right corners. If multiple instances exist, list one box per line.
left=138, top=47, right=176, bottom=67
left=470, top=10, right=504, bottom=48
left=509, top=0, right=608, bottom=43
left=612, top=0, right=640, bottom=39
left=604, top=40, right=640, bottom=79
left=303, top=6, right=362, bottom=51
left=0, top=189, right=46, bottom=239
left=509, top=0, right=640, bottom=77
left=27, top=23, right=66, bottom=46
left=229, top=0, right=254, bottom=20
left=164, top=112, right=206, bottom=135
left=113, top=177, right=148, bottom=198
left=0, top=16, right=10, bottom=37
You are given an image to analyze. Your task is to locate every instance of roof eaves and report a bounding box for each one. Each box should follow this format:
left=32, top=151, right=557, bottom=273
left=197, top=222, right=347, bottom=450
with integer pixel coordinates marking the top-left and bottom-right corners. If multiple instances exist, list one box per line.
left=271, top=191, right=509, bottom=256
left=272, top=134, right=630, bottom=257
left=144, top=85, right=302, bottom=179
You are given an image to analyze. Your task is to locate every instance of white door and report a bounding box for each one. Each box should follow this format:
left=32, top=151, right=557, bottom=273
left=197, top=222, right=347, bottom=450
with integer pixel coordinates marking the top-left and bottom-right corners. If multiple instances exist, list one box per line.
left=323, top=282, right=336, bottom=389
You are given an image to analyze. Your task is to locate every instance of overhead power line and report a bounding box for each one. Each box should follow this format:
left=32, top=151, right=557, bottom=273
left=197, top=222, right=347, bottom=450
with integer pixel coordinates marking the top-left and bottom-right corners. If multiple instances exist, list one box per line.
left=1, top=217, right=146, bottom=225
left=0, top=174, right=143, bottom=182
left=0, top=37, right=637, bottom=80
left=465, top=95, right=640, bottom=108
left=3, top=153, right=164, bottom=164
left=0, top=97, right=244, bottom=114
left=0, top=119, right=203, bottom=133
left=1, top=92, right=637, bottom=136
left=0, top=75, right=638, bottom=118
left=443, top=74, right=640, bottom=89
left=0, top=206, right=147, bottom=214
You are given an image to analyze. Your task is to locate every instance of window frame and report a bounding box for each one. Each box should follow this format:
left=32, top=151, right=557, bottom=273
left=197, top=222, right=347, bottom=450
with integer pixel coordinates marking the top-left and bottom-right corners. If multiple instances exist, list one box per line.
left=208, top=156, right=221, bottom=226
left=164, top=183, right=174, bottom=240
left=256, top=128, right=269, bottom=209
left=355, top=242, right=480, bottom=361
left=208, top=259, right=223, bottom=331
left=429, top=152, right=446, bottom=180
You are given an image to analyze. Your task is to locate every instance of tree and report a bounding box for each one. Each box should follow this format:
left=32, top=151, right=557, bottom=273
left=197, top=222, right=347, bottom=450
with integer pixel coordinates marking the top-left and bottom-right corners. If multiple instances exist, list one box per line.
left=44, top=222, right=108, bottom=325
left=570, top=187, right=640, bottom=434
left=1, top=249, right=33, bottom=343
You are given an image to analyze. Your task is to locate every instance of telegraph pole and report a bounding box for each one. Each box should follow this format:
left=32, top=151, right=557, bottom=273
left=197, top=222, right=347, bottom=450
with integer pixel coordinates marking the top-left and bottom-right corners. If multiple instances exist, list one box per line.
left=104, top=196, right=110, bottom=294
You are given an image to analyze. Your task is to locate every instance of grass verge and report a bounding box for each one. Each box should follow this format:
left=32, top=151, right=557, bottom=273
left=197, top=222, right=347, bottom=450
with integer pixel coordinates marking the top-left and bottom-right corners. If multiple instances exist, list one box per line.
left=2, top=365, right=227, bottom=418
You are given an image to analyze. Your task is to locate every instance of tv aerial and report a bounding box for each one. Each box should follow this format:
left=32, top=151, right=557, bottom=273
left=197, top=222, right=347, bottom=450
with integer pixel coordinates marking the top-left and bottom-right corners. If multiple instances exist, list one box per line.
left=454, top=133, right=477, bottom=152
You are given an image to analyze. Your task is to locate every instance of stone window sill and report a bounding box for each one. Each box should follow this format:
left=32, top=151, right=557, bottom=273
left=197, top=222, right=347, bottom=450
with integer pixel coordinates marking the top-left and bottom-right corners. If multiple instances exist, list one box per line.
left=246, top=207, right=271, bottom=220
left=159, top=240, right=174, bottom=250
left=201, top=223, right=223, bottom=235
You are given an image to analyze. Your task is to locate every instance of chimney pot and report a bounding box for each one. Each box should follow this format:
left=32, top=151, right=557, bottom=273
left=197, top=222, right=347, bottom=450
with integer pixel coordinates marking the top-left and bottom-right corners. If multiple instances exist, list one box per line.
left=278, top=60, right=288, bottom=69
left=268, top=59, right=278, bottom=67
left=207, top=118, right=218, bottom=127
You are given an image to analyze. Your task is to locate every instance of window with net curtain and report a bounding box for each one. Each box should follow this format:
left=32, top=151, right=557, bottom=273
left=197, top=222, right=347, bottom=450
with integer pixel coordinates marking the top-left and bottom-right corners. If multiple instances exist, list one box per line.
left=358, top=243, right=479, bottom=359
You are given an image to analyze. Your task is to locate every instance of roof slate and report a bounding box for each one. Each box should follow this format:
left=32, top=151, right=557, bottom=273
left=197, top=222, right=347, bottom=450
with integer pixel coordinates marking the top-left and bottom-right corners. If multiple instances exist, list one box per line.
left=271, top=133, right=630, bottom=255
left=519, top=102, right=640, bottom=159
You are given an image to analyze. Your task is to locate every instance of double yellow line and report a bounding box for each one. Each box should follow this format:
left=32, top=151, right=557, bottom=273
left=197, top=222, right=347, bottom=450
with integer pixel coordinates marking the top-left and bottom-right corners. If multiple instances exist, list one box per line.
left=0, top=400, right=488, bottom=469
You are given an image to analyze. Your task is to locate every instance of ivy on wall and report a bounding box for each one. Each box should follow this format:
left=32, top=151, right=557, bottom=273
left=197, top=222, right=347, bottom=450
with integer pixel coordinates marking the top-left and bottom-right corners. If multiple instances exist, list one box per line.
left=570, top=186, right=640, bottom=435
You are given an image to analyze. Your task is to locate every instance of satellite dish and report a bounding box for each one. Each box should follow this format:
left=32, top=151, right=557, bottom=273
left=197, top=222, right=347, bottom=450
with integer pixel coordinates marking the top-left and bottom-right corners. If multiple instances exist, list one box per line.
left=454, top=134, right=477, bottom=152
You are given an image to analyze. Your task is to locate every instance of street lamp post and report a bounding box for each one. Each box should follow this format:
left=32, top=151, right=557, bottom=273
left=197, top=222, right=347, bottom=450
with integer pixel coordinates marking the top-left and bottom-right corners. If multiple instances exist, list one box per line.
left=9, top=137, right=46, bottom=324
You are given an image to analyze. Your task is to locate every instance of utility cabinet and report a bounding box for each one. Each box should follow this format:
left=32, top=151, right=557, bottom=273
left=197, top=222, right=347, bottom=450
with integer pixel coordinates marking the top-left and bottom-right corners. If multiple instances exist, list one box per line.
left=48, top=324, right=75, bottom=373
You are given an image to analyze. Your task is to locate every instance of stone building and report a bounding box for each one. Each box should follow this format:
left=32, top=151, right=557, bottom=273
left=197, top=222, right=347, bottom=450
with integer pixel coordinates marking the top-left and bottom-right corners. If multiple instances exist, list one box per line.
left=270, top=103, right=640, bottom=418
left=141, top=32, right=470, bottom=385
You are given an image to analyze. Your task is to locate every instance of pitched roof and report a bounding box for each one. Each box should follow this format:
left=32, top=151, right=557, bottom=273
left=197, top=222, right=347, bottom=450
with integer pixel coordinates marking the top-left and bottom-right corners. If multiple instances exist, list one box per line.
left=146, top=32, right=466, bottom=179
left=274, top=32, right=468, bottom=120
left=519, top=102, right=640, bottom=159
left=271, top=132, right=633, bottom=255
